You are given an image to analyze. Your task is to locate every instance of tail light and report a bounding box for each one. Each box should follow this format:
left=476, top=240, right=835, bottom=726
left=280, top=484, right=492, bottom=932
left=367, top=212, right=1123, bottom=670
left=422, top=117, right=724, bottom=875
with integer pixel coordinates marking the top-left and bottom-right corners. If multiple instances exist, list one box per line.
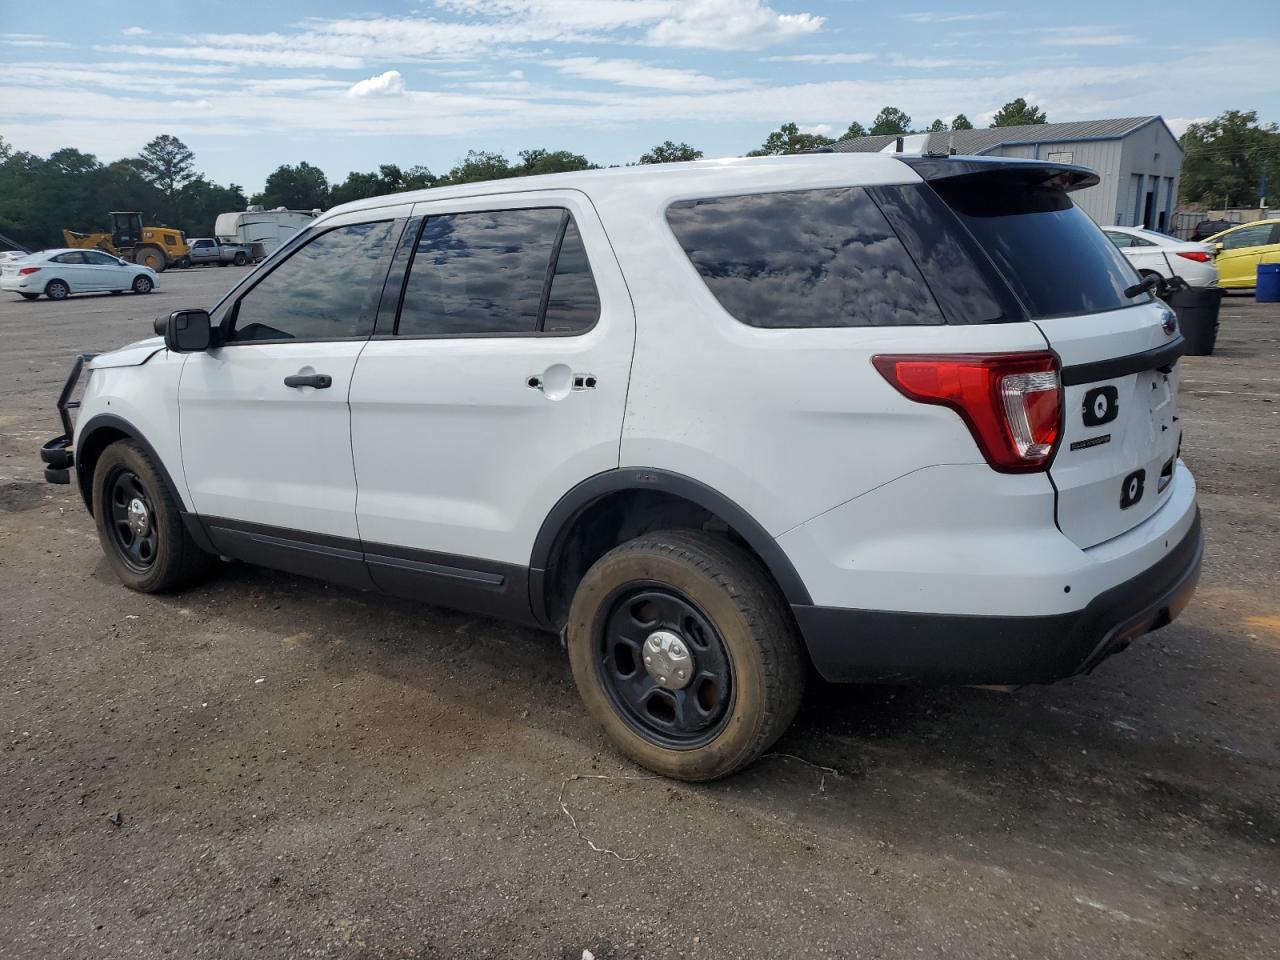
left=872, top=352, right=1062, bottom=473
left=1176, top=251, right=1211, bottom=263
left=18, top=266, right=41, bottom=275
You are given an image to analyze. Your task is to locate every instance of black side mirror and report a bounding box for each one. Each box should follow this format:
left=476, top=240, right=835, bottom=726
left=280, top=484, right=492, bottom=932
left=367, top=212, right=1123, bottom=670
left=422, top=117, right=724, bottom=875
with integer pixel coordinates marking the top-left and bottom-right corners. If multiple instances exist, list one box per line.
left=157, top=309, right=213, bottom=352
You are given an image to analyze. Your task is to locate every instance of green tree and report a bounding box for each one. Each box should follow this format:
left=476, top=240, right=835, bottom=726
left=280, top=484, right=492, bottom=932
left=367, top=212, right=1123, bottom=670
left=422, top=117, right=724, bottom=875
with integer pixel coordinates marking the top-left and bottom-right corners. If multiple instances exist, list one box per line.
left=639, top=140, right=703, bottom=164
left=137, top=135, right=199, bottom=206
left=174, top=177, right=247, bottom=236
left=747, top=122, right=835, bottom=156
left=1179, top=110, right=1280, bottom=206
left=950, top=114, right=974, bottom=130
left=445, top=150, right=512, bottom=184
left=516, top=148, right=594, bottom=176
left=990, top=98, right=1047, bottom=127
left=252, top=161, right=329, bottom=210
left=402, top=165, right=439, bottom=190
left=926, top=118, right=948, bottom=133
left=869, top=107, right=911, bottom=136
left=838, top=121, right=867, bottom=141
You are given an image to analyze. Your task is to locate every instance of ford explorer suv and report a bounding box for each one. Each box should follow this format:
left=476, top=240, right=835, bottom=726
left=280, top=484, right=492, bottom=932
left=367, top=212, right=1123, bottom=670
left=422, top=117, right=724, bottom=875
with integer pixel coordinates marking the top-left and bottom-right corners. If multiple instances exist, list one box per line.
left=39, top=154, right=1202, bottom=781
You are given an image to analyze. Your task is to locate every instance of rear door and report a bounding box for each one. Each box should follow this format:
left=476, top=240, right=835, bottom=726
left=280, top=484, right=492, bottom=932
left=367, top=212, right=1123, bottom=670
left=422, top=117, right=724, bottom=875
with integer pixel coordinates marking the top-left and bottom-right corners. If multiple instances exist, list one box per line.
left=932, top=175, right=1181, bottom=547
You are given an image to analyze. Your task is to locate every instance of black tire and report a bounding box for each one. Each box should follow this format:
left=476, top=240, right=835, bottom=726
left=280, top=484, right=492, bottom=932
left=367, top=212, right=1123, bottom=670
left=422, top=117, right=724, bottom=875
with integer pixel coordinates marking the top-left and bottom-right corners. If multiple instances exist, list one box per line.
left=20, top=292, right=39, bottom=301
left=132, top=275, right=153, bottom=294
left=45, top=279, right=69, bottom=301
left=566, top=530, right=805, bottom=781
left=91, top=440, right=214, bottom=593
left=232, top=252, right=247, bottom=266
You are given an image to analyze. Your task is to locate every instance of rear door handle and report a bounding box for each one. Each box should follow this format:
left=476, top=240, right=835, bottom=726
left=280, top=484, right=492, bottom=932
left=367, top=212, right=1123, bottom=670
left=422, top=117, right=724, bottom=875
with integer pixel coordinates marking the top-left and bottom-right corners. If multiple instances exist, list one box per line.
left=284, top=374, right=332, bottom=389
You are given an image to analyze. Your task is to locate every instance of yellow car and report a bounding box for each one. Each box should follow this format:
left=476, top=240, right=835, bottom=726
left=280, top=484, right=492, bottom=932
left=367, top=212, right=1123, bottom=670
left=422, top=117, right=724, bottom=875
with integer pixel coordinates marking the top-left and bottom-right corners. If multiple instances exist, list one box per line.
left=1206, top=219, right=1280, bottom=289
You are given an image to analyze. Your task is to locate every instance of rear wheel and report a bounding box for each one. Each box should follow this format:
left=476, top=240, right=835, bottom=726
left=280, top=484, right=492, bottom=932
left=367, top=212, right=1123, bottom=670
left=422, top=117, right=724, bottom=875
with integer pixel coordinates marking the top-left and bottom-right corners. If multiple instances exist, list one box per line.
left=45, top=279, right=69, bottom=301
left=92, top=440, right=214, bottom=593
left=232, top=252, right=247, bottom=266
left=132, top=275, right=153, bottom=294
left=566, top=530, right=805, bottom=781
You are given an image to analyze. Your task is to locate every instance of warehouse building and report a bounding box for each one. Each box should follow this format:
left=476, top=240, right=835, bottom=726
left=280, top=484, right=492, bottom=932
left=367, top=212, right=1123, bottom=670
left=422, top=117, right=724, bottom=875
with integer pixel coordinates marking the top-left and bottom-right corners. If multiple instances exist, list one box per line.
left=832, top=116, right=1183, bottom=231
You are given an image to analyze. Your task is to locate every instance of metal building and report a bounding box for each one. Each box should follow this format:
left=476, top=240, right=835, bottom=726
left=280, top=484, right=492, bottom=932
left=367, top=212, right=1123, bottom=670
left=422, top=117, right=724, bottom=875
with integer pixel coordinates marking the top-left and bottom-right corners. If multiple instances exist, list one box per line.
left=831, top=116, right=1183, bottom=231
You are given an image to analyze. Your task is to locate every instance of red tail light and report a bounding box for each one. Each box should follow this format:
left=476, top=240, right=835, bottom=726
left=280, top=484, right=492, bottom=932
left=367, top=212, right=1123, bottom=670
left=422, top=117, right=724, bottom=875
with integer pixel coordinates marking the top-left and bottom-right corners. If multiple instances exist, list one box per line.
left=18, top=266, right=41, bottom=275
left=1176, top=251, right=1211, bottom=263
left=872, top=352, right=1062, bottom=473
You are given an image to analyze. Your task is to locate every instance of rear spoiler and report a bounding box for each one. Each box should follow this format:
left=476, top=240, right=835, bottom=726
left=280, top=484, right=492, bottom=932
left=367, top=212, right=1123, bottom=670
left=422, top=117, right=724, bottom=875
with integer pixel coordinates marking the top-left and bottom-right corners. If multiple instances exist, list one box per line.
left=897, top=155, right=1100, bottom=193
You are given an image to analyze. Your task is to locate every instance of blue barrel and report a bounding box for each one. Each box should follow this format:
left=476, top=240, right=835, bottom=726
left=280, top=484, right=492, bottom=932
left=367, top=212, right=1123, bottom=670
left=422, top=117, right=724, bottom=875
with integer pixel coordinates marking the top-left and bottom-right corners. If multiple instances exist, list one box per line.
left=1258, top=263, right=1280, bottom=303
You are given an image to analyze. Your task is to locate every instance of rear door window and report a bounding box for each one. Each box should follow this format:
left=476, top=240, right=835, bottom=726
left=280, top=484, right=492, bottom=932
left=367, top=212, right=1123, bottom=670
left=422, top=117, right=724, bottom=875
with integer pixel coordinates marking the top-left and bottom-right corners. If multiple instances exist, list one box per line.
left=666, top=187, right=943, bottom=328
left=929, top=180, right=1147, bottom=318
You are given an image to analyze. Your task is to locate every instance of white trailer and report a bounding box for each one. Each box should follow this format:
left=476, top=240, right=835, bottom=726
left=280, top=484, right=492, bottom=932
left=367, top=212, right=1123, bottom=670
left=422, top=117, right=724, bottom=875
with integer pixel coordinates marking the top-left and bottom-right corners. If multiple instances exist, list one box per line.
left=214, top=206, right=320, bottom=258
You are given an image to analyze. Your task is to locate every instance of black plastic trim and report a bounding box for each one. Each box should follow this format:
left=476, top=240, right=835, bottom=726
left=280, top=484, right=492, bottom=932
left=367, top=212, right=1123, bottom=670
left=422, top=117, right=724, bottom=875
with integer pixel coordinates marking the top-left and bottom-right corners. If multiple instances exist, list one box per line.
left=896, top=155, right=1101, bottom=192
left=74, top=414, right=188, bottom=517
left=528, top=468, right=814, bottom=626
left=1061, top=335, right=1185, bottom=386
left=794, top=510, right=1202, bottom=685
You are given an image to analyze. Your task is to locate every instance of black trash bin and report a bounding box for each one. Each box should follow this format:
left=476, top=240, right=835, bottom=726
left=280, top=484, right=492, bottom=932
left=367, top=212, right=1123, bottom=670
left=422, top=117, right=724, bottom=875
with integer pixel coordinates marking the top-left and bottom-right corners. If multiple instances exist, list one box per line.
left=1164, top=281, right=1224, bottom=356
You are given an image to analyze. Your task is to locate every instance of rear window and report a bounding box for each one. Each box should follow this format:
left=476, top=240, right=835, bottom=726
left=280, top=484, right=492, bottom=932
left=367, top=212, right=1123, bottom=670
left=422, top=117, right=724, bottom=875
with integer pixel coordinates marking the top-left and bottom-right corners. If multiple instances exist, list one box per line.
left=666, top=187, right=943, bottom=328
left=929, top=180, right=1148, bottom=319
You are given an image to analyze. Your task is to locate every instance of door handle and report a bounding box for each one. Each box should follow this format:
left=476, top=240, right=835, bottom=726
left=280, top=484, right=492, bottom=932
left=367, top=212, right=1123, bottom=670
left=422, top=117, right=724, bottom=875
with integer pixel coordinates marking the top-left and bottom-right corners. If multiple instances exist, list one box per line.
left=284, top=374, right=332, bottom=389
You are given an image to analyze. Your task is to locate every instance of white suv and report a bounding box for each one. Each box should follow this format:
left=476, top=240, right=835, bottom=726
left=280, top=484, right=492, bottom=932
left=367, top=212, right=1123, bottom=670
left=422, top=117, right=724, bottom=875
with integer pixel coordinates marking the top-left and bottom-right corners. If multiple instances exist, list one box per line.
left=39, top=154, right=1202, bottom=781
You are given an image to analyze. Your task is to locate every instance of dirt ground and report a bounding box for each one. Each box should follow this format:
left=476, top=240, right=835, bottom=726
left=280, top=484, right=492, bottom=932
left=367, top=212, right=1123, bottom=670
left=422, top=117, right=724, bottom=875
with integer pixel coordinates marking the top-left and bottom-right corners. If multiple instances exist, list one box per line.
left=1, top=269, right=1277, bottom=959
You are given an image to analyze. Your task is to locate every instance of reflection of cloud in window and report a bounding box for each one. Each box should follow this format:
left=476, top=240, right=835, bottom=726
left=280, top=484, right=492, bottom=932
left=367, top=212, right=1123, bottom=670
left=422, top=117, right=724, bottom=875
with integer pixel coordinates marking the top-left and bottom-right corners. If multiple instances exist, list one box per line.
left=668, top=188, right=942, bottom=328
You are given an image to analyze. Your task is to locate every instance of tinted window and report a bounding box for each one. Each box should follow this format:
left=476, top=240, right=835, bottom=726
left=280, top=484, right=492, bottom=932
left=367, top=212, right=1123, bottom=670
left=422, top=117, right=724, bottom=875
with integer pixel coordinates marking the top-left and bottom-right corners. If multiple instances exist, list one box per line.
left=1104, top=231, right=1135, bottom=248
left=666, top=187, right=942, bottom=328
left=931, top=181, right=1147, bottom=318
left=543, top=219, right=600, bottom=333
left=398, top=208, right=563, bottom=336
left=869, top=184, right=1015, bottom=324
left=53, top=252, right=85, bottom=264
left=230, top=221, right=395, bottom=342
left=83, top=250, right=118, bottom=265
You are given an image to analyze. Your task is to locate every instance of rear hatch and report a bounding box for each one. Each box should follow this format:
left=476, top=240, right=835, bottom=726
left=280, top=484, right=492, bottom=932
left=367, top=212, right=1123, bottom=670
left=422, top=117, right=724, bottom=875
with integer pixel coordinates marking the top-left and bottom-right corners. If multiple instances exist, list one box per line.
left=922, top=163, right=1183, bottom=548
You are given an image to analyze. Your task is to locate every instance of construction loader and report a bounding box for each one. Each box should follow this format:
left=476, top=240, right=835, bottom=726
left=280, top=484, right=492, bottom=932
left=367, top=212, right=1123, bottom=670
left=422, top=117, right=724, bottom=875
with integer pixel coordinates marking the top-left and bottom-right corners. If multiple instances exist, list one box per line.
left=62, top=212, right=189, bottom=272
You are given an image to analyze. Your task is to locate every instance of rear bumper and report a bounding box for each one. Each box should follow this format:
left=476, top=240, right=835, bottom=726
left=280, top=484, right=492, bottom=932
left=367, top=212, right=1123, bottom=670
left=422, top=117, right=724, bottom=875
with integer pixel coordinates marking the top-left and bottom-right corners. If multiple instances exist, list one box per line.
left=794, top=510, right=1202, bottom=685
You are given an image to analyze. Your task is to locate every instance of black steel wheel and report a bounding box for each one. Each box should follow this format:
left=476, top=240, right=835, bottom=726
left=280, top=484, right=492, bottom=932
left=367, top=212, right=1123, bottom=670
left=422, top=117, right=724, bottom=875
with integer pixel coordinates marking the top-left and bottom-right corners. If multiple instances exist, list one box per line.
left=599, top=587, right=734, bottom=747
left=104, top=467, right=159, bottom=572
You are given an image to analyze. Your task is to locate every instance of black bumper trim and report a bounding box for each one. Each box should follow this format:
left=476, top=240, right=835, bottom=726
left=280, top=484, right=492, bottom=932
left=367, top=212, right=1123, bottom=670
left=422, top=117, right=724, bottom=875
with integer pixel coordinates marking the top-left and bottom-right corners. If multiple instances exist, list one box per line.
left=793, top=510, right=1203, bottom=685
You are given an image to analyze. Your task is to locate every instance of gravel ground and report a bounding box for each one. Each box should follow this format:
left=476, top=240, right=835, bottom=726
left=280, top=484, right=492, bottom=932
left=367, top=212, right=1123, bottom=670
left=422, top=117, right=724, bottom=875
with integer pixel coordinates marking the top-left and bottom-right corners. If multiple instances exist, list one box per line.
left=1, top=269, right=1277, bottom=959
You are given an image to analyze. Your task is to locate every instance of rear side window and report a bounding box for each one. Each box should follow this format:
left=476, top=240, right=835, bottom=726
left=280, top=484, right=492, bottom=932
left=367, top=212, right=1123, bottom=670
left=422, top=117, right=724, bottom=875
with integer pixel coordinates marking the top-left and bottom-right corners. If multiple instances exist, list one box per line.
left=929, top=181, right=1147, bottom=319
left=230, top=220, right=396, bottom=342
left=666, top=187, right=943, bottom=328
left=397, top=208, right=599, bottom=337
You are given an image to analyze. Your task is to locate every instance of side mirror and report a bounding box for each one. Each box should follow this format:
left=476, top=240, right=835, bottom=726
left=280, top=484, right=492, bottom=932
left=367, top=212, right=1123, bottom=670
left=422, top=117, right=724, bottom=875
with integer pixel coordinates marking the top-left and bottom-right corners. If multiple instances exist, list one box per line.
left=157, top=309, right=213, bottom=352
left=118, top=257, right=128, bottom=266
left=1215, top=242, right=1225, bottom=251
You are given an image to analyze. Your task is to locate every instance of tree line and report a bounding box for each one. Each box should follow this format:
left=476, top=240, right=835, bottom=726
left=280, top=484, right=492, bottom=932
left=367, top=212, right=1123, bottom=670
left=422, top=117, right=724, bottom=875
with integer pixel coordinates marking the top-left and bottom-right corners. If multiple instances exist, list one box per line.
left=2, top=103, right=1275, bottom=250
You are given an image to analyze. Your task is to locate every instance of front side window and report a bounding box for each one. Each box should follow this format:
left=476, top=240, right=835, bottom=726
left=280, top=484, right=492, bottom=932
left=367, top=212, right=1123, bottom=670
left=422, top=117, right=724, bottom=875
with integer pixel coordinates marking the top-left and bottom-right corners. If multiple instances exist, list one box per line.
left=665, top=187, right=943, bottom=328
left=1222, top=224, right=1272, bottom=250
left=229, top=220, right=396, bottom=342
left=397, top=208, right=599, bottom=336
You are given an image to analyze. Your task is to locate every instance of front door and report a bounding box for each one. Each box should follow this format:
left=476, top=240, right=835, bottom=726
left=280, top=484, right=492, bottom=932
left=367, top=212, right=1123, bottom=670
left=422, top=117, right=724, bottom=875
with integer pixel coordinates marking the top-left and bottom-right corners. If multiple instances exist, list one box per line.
left=347, top=191, right=635, bottom=617
left=80, top=249, right=128, bottom=289
left=179, top=213, right=404, bottom=586
left=1215, top=222, right=1275, bottom=287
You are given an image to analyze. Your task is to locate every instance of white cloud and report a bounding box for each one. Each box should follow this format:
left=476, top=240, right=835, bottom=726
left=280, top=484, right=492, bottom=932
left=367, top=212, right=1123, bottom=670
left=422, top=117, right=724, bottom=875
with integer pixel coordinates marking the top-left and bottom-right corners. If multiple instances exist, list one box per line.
left=121, top=26, right=150, bottom=36
left=348, top=70, right=407, bottom=98
left=888, top=55, right=995, bottom=69
left=548, top=57, right=753, bottom=91
left=2, top=33, right=70, bottom=48
left=800, top=123, right=833, bottom=136
left=1035, top=26, right=1132, bottom=47
left=646, top=0, right=823, bottom=49
left=101, top=43, right=365, bottom=69
left=1165, top=116, right=1208, bottom=138
left=764, top=52, right=874, bottom=64
left=902, top=11, right=1003, bottom=23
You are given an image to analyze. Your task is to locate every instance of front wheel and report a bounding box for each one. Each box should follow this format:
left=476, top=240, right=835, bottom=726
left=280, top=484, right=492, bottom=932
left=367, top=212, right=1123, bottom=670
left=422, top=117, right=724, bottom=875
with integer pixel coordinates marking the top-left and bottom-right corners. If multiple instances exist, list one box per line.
left=132, top=275, right=153, bottom=294
left=566, top=530, right=805, bottom=781
left=92, top=440, right=214, bottom=592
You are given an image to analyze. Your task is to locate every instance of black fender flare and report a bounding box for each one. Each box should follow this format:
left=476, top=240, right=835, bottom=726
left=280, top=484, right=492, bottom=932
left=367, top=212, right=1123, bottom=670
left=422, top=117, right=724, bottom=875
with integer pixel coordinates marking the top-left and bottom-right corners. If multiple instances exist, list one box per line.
left=74, top=414, right=217, bottom=554
left=528, top=468, right=813, bottom=625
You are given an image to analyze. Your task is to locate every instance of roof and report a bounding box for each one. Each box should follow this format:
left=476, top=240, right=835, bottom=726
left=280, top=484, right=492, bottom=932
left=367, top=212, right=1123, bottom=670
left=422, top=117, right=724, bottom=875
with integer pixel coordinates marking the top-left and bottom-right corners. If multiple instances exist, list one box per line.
left=832, top=116, right=1172, bottom=156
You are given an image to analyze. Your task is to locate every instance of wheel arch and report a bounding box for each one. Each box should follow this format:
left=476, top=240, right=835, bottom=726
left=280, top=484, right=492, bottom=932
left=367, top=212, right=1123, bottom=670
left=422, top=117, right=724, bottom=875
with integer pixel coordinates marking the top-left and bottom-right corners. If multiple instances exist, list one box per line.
left=529, top=469, right=812, bottom=629
left=76, top=414, right=184, bottom=516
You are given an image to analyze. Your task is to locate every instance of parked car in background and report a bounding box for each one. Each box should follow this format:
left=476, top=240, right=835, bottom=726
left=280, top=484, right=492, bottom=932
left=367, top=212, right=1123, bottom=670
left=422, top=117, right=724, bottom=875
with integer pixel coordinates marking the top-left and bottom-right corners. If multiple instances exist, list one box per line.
left=0, top=250, right=29, bottom=265
left=2, top=248, right=158, bottom=300
left=1204, top=220, right=1280, bottom=289
left=1190, top=218, right=1234, bottom=242
left=187, top=238, right=255, bottom=267
left=1102, top=227, right=1218, bottom=288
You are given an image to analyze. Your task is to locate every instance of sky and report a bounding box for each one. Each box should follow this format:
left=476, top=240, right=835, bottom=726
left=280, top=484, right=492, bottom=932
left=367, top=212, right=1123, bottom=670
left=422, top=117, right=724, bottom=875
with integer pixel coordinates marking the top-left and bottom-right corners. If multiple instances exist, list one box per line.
left=2, top=0, right=1279, bottom=192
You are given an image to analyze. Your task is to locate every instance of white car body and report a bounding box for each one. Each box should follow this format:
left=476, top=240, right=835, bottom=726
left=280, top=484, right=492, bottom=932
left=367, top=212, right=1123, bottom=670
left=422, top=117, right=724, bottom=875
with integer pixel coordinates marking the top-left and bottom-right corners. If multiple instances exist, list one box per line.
left=1102, top=226, right=1218, bottom=287
left=46, top=154, right=1202, bottom=771
left=2, top=248, right=159, bottom=299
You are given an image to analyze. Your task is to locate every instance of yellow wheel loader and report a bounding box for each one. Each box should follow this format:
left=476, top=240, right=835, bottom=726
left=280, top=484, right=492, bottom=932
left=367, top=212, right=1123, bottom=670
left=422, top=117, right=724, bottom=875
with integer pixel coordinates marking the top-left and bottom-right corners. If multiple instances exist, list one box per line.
left=62, top=212, right=189, bottom=272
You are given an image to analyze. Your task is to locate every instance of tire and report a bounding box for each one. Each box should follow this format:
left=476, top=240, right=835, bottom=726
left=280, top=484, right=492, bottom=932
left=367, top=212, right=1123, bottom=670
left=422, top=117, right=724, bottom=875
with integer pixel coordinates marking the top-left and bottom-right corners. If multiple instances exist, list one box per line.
left=20, top=292, right=39, bottom=301
left=136, top=247, right=166, bottom=272
left=45, top=279, right=69, bottom=301
left=132, top=275, right=153, bottom=294
left=566, top=530, right=805, bottom=781
left=232, top=252, right=247, bottom=266
left=91, top=440, right=214, bottom=593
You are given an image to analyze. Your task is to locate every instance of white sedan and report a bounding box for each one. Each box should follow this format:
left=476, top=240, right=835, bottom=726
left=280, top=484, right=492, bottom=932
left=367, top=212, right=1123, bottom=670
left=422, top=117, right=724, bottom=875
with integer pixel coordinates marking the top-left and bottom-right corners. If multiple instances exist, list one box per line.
left=1102, top=227, right=1218, bottom=288
left=1, top=248, right=159, bottom=301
